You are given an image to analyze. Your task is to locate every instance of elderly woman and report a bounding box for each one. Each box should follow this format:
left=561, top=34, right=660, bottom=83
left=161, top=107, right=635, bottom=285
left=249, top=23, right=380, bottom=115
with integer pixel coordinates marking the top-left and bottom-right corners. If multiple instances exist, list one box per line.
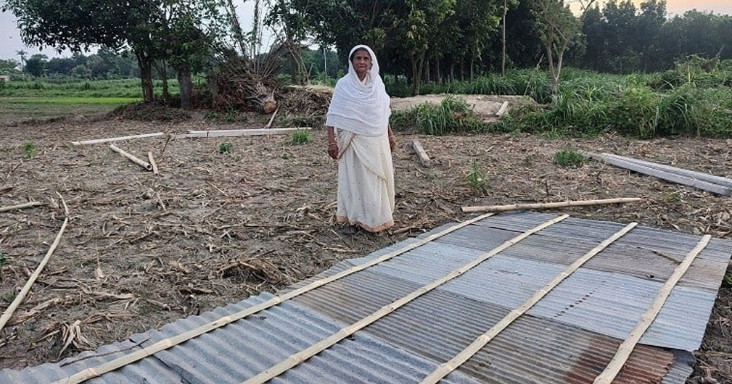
left=326, top=45, right=397, bottom=234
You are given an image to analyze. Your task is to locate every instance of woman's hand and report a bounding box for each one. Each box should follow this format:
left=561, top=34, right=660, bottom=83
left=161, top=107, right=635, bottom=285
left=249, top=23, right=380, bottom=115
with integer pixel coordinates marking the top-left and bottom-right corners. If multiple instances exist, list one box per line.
left=388, top=135, right=397, bottom=152
left=328, top=142, right=339, bottom=160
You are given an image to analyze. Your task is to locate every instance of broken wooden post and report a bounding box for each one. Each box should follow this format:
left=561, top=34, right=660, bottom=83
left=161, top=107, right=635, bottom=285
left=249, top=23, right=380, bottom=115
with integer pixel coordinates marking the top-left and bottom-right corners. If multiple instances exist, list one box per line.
left=496, top=101, right=509, bottom=116
left=147, top=151, right=159, bottom=175
left=412, top=139, right=431, bottom=167
left=462, top=197, right=642, bottom=213
left=109, top=144, right=153, bottom=171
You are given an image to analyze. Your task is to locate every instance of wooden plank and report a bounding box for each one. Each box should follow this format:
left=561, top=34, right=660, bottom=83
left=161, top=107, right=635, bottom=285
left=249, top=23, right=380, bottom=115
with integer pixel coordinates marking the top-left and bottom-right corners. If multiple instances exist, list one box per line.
left=51, top=213, right=497, bottom=384
left=181, top=127, right=311, bottom=138
left=71, top=132, right=164, bottom=145
left=602, top=153, right=732, bottom=189
left=412, top=139, right=431, bottom=167
left=601, top=156, right=732, bottom=196
left=243, top=215, right=570, bottom=384
left=462, top=197, right=641, bottom=213
left=593, top=235, right=711, bottom=384
left=422, top=221, right=638, bottom=384
left=496, top=101, right=509, bottom=116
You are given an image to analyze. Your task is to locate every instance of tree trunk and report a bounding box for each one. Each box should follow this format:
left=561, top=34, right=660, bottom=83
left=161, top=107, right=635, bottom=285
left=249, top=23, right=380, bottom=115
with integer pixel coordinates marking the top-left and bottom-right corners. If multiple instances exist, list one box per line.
left=177, top=65, right=193, bottom=110
left=501, top=0, right=507, bottom=76
left=449, top=60, right=455, bottom=82
left=156, top=60, right=170, bottom=101
left=425, top=59, right=431, bottom=83
left=136, top=52, right=154, bottom=103
left=459, top=59, right=465, bottom=81
left=410, top=50, right=426, bottom=96
left=435, top=57, right=442, bottom=83
left=470, top=56, right=475, bottom=80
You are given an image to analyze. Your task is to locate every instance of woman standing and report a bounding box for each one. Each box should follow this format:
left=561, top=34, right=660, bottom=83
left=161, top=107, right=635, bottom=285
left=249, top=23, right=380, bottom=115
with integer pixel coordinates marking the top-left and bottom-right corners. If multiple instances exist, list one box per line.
left=326, top=45, right=397, bottom=234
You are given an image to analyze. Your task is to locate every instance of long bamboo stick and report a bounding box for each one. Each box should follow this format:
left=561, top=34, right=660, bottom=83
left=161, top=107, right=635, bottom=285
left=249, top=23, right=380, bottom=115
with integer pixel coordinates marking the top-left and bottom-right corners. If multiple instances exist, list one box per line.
left=109, top=145, right=152, bottom=171
left=51, top=213, right=497, bottom=384
left=71, top=132, right=164, bottom=146
left=594, top=234, right=711, bottom=384
left=602, top=153, right=732, bottom=189
left=178, top=128, right=310, bottom=139
left=242, top=214, right=569, bottom=384
left=462, top=197, right=642, bottom=213
left=0, top=201, right=44, bottom=213
left=147, top=152, right=159, bottom=175
left=421, top=221, right=638, bottom=384
left=0, top=194, right=69, bottom=333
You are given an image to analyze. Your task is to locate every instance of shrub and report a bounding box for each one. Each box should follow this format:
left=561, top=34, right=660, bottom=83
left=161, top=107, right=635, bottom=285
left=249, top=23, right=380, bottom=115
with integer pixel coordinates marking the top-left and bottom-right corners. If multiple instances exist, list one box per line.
left=553, top=149, right=586, bottom=168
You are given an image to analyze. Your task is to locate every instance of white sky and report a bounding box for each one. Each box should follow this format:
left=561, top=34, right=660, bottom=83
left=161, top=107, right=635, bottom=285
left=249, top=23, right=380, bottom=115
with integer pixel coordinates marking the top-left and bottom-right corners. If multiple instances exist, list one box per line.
left=2, top=1, right=731, bottom=61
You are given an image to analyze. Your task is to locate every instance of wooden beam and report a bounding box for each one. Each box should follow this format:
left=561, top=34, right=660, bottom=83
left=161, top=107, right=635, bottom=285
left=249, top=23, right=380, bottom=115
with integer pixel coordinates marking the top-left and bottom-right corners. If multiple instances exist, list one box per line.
left=601, top=153, right=732, bottom=189
left=496, top=101, right=509, bottom=116
left=412, top=139, right=431, bottom=167
left=462, top=197, right=642, bottom=213
left=71, top=132, right=164, bottom=145
left=601, top=155, right=732, bottom=196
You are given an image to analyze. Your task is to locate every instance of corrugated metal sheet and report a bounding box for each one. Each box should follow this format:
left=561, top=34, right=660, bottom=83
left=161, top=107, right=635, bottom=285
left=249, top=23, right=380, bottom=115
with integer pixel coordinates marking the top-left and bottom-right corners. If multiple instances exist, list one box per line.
left=0, top=211, right=729, bottom=384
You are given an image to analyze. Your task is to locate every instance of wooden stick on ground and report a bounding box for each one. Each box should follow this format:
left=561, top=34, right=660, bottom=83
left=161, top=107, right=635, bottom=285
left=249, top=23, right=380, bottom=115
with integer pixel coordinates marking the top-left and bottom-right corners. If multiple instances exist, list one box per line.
left=0, top=201, right=44, bottom=213
left=51, top=213, right=498, bottom=384
left=462, top=197, right=642, bottom=213
left=0, top=193, right=69, bottom=333
left=601, top=153, right=732, bottom=189
left=594, top=234, right=711, bottom=384
left=412, top=139, right=431, bottom=167
left=109, top=144, right=152, bottom=171
left=496, top=101, right=509, bottom=116
left=177, top=128, right=311, bottom=139
left=71, top=132, right=164, bottom=146
left=264, top=108, right=279, bottom=129
left=147, top=152, right=159, bottom=175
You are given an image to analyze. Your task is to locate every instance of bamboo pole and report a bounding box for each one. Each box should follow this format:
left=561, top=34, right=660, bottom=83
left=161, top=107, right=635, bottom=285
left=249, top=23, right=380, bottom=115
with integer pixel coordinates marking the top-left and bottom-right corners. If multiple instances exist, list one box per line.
left=51, top=213, right=497, bottom=384
left=412, top=139, right=431, bottom=167
left=243, top=214, right=569, bottom=384
left=0, top=194, right=69, bottom=333
left=109, top=145, right=152, bottom=171
left=179, top=127, right=310, bottom=139
left=462, top=197, right=642, bottom=213
left=264, top=107, right=279, bottom=128
left=147, top=152, right=159, bottom=175
left=594, top=234, right=711, bottom=384
left=71, top=132, right=164, bottom=146
left=602, top=153, right=732, bottom=189
left=0, top=201, right=44, bottom=213
left=421, top=221, right=638, bottom=384
left=600, top=156, right=732, bottom=196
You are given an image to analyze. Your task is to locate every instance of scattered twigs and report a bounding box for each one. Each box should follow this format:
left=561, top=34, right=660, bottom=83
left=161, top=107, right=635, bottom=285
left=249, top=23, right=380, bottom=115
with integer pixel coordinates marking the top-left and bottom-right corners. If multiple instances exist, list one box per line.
left=462, top=197, right=642, bottom=213
left=265, top=107, right=279, bottom=128
left=0, top=193, right=69, bottom=333
left=412, top=139, right=431, bottom=167
left=109, top=144, right=152, bottom=171
left=147, top=151, right=159, bottom=175
left=71, top=132, right=164, bottom=146
left=0, top=201, right=45, bottom=213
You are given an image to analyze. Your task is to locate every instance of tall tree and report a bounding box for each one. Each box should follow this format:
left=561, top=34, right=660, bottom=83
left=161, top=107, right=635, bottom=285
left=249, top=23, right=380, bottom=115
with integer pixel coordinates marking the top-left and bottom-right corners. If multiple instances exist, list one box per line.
left=23, top=53, right=47, bottom=77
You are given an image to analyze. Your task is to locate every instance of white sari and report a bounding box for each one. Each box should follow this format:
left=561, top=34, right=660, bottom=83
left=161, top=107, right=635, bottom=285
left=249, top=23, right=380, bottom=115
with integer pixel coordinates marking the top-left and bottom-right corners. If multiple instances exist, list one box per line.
left=326, top=45, right=395, bottom=232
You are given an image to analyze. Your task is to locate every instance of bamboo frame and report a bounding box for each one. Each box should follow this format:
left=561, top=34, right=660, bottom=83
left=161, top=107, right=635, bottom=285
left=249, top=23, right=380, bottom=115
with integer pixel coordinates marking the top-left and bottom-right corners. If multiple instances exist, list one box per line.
left=71, top=132, right=164, bottom=146
left=421, top=221, right=638, bottom=384
left=602, top=153, right=732, bottom=189
left=593, top=234, right=711, bottom=384
left=109, top=145, right=152, bottom=171
left=243, top=214, right=569, bottom=384
left=0, top=194, right=69, bottom=333
left=51, top=213, right=497, bottom=384
left=0, top=201, right=44, bottom=213
left=147, top=152, right=159, bottom=175
left=462, top=197, right=642, bottom=213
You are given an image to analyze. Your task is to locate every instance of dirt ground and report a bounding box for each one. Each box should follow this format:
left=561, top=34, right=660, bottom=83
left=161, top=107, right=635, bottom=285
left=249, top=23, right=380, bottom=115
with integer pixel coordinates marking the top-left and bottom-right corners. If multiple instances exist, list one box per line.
left=0, top=95, right=730, bottom=383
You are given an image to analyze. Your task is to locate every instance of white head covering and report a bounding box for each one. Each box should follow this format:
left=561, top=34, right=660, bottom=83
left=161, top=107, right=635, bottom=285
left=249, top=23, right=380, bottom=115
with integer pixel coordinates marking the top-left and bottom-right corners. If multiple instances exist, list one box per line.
left=326, top=45, right=391, bottom=136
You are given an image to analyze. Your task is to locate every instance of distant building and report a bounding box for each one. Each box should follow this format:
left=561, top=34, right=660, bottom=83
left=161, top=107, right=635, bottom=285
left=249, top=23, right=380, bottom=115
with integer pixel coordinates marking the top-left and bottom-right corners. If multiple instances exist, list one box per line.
left=0, top=75, right=10, bottom=82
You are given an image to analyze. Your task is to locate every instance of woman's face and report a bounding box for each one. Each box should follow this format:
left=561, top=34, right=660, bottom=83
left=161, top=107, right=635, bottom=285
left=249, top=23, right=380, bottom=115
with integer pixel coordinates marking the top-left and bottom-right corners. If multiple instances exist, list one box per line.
left=351, top=49, right=372, bottom=78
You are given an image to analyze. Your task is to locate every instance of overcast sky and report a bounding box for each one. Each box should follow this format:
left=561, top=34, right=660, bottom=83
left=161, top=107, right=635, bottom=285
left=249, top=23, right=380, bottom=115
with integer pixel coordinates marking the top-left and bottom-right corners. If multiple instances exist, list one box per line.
left=2, top=0, right=731, bottom=61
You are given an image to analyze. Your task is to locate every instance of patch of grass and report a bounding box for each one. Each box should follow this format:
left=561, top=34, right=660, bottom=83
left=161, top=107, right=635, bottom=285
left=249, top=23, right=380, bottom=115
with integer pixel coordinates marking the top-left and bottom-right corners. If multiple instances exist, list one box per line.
left=391, top=95, right=489, bottom=135
left=219, top=142, right=233, bottom=154
left=23, top=142, right=37, bottom=159
left=467, top=160, right=487, bottom=194
left=723, top=273, right=732, bottom=288
left=290, top=129, right=311, bottom=145
left=553, top=149, right=586, bottom=168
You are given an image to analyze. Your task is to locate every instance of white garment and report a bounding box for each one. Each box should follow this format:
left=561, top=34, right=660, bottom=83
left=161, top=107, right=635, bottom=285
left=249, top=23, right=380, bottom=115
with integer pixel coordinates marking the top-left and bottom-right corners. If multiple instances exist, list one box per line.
left=325, top=45, right=391, bottom=137
left=336, top=129, right=395, bottom=232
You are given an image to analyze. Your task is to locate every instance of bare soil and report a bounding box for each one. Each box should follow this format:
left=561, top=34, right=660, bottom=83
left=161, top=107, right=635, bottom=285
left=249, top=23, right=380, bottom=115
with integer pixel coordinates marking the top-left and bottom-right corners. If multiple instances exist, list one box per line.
left=0, top=95, right=730, bottom=383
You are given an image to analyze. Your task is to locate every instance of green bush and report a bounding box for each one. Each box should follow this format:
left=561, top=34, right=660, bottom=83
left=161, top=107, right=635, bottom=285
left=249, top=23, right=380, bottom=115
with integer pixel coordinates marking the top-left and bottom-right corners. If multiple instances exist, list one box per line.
left=553, top=149, right=586, bottom=168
